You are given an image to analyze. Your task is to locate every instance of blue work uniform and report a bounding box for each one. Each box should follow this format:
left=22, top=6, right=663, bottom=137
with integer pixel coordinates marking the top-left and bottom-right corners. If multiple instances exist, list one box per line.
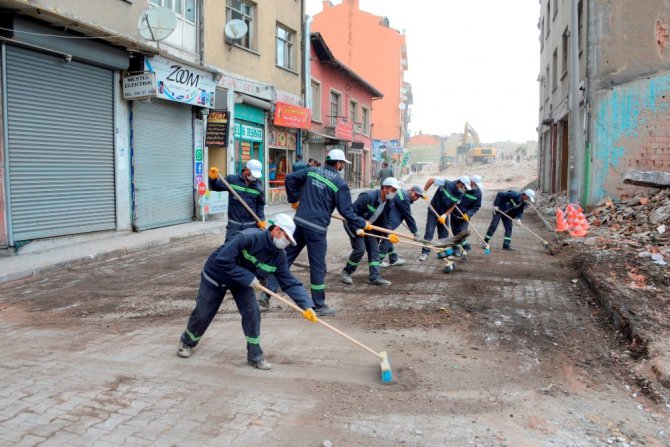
left=422, top=179, right=465, bottom=255
left=343, top=190, right=390, bottom=282
left=292, top=160, right=308, bottom=172
left=209, top=174, right=265, bottom=242
left=379, top=189, right=419, bottom=263
left=450, top=187, right=482, bottom=249
left=484, top=190, right=527, bottom=248
left=277, top=165, right=366, bottom=308
left=180, top=229, right=314, bottom=363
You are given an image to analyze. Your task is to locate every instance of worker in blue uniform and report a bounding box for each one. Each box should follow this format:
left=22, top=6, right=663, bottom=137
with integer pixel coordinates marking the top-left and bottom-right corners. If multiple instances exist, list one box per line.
left=378, top=184, right=424, bottom=267
left=451, top=175, right=483, bottom=255
left=340, top=177, right=400, bottom=286
left=260, top=149, right=369, bottom=316
left=177, top=214, right=317, bottom=371
left=483, top=188, right=536, bottom=251
left=419, top=175, right=470, bottom=261
left=208, top=159, right=266, bottom=242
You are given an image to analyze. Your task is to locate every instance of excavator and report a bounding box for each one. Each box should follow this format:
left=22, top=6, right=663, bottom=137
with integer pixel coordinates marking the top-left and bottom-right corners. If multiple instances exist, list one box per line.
left=457, top=122, right=497, bottom=165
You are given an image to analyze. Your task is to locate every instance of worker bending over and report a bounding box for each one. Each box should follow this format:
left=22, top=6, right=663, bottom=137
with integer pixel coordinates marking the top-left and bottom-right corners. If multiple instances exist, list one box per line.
left=451, top=175, right=483, bottom=255
left=379, top=185, right=424, bottom=267
left=483, top=189, right=535, bottom=251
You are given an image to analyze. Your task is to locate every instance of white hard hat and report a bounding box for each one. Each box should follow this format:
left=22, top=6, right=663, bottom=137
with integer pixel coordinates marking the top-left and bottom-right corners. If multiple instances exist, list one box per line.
left=246, top=159, right=263, bottom=178
left=471, top=175, right=484, bottom=190
left=382, top=177, right=400, bottom=189
left=524, top=189, right=536, bottom=203
left=457, top=175, right=472, bottom=190
left=327, top=148, right=351, bottom=164
left=272, top=213, right=297, bottom=245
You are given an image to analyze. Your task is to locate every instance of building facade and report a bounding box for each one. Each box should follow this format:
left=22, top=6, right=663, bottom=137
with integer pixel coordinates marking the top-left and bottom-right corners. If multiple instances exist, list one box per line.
left=311, top=0, right=411, bottom=177
left=307, top=32, right=382, bottom=189
left=538, top=0, right=670, bottom=205
left=0, top=0, right=220, bottom=249
left=204, top=0, right=309, bottom=204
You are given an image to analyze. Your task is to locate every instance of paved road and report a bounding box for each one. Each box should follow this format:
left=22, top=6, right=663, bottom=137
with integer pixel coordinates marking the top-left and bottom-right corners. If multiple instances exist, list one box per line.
left=0, top=173, right=668, bottom=446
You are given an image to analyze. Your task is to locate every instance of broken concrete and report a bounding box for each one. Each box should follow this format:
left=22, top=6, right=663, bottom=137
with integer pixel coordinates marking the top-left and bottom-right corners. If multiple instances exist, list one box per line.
left=623, top=170, right=670, bottom=188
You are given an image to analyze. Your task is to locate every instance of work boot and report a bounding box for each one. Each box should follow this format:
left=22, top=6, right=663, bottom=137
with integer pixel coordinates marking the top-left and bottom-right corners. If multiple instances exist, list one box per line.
left=462, top=243, right=472, bottom=252
left=502, top=245, right=516, bottom=251
left=340, top=270, right=353, bottom=284
left=481, top=242, right=489, bottom=249
left=418, top=253, right=428, bottom=262
left=380, top=261, right=390, bottom=268
left=369, top=278, right=392, bottom=286
left=257, top=292, right=270, bottom=309
left=390, top=259, right=406, bottom=266
left=315, top=305, right=337, bottom=317
left=177, top=343, right=193, bottom=358
left=248, top=359, right=272, bottom=370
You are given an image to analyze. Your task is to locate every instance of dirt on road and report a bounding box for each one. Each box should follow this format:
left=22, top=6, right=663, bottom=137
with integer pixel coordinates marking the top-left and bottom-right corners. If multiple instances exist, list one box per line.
left=0, top=165, right=669, bottom=446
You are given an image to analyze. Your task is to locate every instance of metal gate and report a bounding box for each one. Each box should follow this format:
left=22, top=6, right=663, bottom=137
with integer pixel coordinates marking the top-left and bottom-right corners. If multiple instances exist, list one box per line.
left=132, top=100, right=193, bottom=230
left=5, top=46, right=116, bottom=242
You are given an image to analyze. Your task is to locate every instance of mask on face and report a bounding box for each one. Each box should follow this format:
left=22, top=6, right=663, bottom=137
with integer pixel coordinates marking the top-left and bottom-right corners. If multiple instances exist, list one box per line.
left=247, top=175, right=257, bottom=182
left=273, top=235, right=290, bottom=250
left=386, top=191, right=397, bottom=200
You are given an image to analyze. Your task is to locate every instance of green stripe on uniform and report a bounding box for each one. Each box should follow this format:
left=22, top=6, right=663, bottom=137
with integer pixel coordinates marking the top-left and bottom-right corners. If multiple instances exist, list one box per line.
left=257, top=263, right=277, bottom=273
left=310, top=283, right=326, bottom=291
left=307, top=172, right=339, bottom=192
left=347, top=260, right=359, bottom=266
left=369, top=262, right=381, bottom=267
left=185, top=329, right=201, bottom=342
left=464, top=193, right=476, bottom=200
left=504, top=236, right=512, bottom=241
left=366, top=204, right=377, bottom=213
left=242, top=249, right=257, bottom=264
left=441, top=188, right=457, bottom=202
left=230, top=184, right=260, bottom=195
left=246, top=336, right=261, bottom=345
left=397, top=190, right=404, bottom=200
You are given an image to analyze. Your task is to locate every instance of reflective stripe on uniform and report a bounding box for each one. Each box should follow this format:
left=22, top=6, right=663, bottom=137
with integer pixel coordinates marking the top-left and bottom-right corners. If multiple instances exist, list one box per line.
left=228, top=219, right=257, bottom=226
left=294, top=216, right=328, bottom=233
left=307, top=172, right=339, bottom=192
left=186, top=329, right=201, bottom=342
left=464, top=193, right=477, bottom=200
left=310, top=283, right=325, bottom=290
left=369, top=261, right=380, bottom=267
left=397, top=190, right=404, bottom=201
left=441, top=188, right=458, bottom=202
left=504, top=236, right=512, bottom=241
left=366, top=204, right=377, bottom=213
left=347, top=260, right=359, bottom=266
left=242, top=250, right=277, bottom=273
left=246, top=336, right=261, bottom=344
left=230, top=184, right=261, bottom=195
left=202, top=270, right=221, bottom=287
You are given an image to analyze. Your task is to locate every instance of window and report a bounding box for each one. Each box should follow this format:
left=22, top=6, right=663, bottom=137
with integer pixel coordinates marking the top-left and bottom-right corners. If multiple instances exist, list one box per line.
left=546, top=0, right=551, bottom=38
left=226, top=0, right=255, bottom=50
left=362, top=106, right=370, bottom=135
left=349, top=100, right=358, bottom=126
left=310, top=79, right=321, bottom=121
left=578, top=0, right=584, bottom=54
left=149, top=0, right=197, bottom=53
left=330, top=90, right=341, bottom=127
left=562, top=27, right=569, bottom=78
left=552, top=49, right=558, bottom=90
left=276, top=24, right=295, bottom=70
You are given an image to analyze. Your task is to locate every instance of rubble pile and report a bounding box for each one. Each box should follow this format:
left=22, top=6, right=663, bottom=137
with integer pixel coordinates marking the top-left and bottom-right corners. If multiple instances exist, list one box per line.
left=587, top=189, right=670, bottom=260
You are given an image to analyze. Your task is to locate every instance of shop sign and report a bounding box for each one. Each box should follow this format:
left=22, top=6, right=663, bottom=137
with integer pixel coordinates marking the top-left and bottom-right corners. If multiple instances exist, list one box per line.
left=269, top=128, right=297, bottom=150
left=205, top=111, right=230, bottom=147
left=307, top=132, right=326, bottom=144
left=202, top=190, right=229, bottom=215
left=221, top=75, right=272, bottom=101
left=234, top=122, right=263, bottom=142
left=273, top=102, right=311, bottom=129
left=335, top=117, right=353, bottom=141
left=145, top=56, right=216, bottom=107
left=122, top=72, right=156, bottom=99
left=194, top=119, right=205, bottom=187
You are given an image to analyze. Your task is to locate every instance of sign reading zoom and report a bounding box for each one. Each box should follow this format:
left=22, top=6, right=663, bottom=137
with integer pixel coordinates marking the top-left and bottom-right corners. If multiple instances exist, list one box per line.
left=144, top=55, right=216, bottom=108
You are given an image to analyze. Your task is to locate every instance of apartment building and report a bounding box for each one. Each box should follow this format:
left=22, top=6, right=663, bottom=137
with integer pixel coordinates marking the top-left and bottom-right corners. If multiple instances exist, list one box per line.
left=538, top=0, right=670, bottom=205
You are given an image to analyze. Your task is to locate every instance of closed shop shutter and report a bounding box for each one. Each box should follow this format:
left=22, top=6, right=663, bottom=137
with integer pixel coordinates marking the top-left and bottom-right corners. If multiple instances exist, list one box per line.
left=5, top=46, right=116, bottom=242
left=132, top=100, right=193, bottom=230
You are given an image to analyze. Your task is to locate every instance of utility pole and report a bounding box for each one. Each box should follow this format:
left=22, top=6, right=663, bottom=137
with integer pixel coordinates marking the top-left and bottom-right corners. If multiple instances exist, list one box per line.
left=568, top=0, right=585, bottom=204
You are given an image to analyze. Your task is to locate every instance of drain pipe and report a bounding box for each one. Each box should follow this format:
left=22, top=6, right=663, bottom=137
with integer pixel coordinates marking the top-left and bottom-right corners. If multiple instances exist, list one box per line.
left=568, top=0, right=585, bottom=204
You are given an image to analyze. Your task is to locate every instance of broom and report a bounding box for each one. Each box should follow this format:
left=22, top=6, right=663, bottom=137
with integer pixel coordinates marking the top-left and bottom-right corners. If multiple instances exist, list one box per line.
left=257, top=285, right=393, bottom=383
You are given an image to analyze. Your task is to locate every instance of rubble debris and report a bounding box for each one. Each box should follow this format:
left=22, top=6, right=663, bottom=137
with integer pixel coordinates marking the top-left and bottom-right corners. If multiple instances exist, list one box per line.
left=622, top=169, right=670, bottom=188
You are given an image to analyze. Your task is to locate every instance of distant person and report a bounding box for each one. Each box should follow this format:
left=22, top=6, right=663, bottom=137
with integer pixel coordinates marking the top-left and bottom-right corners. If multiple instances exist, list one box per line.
left=269, top=158, right=277, bottom=181
left=308, top=158, right=318, bottom=167
left=376, top=162, right=393, bottom=186
left=292, top=155, right=308, bottom=172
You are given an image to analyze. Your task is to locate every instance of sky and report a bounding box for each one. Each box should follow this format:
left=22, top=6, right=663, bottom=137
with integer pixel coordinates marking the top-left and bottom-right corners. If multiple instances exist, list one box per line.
left=306, top=0, right=540, bottom=143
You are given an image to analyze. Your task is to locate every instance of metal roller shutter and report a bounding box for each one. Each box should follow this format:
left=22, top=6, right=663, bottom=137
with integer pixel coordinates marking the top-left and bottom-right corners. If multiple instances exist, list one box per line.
left=132, top=100, right=193, bottom=230
left=6, top=46, right=116, bottom=242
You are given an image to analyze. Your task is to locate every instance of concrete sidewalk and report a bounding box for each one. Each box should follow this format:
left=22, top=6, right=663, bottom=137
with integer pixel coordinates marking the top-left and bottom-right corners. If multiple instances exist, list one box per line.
left=0, top=201, right=295, bottom=284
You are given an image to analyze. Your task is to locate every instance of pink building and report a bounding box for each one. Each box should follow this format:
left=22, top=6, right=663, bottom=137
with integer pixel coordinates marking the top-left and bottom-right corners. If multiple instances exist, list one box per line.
left=307, top=33, right=383, bottom=189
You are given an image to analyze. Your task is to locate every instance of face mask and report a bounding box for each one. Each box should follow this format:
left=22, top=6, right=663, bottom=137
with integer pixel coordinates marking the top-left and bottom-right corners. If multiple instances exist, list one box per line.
left=273, top=235, right=290, bottom=250
left=386, top=191, right=397, bottom=200
left=247, top=175, right=257, bottom=182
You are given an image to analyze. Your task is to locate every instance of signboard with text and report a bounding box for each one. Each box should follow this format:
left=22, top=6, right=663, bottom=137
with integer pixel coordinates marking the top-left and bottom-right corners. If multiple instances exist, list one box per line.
left=335, top=117, right=353, bottom=141
left=234, top=122, right=263, bottom=142
left=145, top=56, right=216, bottom=107
left=273, top=102, right=311, bottom=129
left=122, top=72, right=156, bottom=99
left=205, top=111, right=230, bottom=147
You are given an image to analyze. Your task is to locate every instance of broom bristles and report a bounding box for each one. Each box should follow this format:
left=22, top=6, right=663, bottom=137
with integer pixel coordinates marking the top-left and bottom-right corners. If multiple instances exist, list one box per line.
left=379, top=351, right=392, bottom=383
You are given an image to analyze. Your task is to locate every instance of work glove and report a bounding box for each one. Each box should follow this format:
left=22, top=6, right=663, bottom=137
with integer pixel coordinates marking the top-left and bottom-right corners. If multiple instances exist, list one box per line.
left=493, top=206, right=500, bottom=212
left=302, top=308, right=318, bottom=323
left=355, top=228, right=365, bottom=237
left=364, top=221, right=373, bottom=231
left=256, top=221, right=267, bottom=230
left=461, top=214, right=470, bottom=222
left=437, top=214, right=446, bottom=225
left=516, top=219, right=522, bottom=225
left=291, top=202, right=299, bottom=210
left=422, top=195, right=429, bottom=201
left=208, top=167, right=219, bottom=180
left=249, top=278, right=263, bottom=290
left=389, top=234, right=400, bottom=244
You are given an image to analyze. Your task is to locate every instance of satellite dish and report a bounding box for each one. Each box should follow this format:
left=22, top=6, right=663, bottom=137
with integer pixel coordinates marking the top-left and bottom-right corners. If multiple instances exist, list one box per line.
left=399, top=103, right=407, bottom=110
left=138, top=7, right=177, bottom=42
left=225, top=19, right=249, bottom=40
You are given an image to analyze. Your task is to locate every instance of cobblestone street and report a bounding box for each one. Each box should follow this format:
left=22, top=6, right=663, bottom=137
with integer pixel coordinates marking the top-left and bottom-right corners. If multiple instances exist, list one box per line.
left=1, top=174, right=668, bottom=446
